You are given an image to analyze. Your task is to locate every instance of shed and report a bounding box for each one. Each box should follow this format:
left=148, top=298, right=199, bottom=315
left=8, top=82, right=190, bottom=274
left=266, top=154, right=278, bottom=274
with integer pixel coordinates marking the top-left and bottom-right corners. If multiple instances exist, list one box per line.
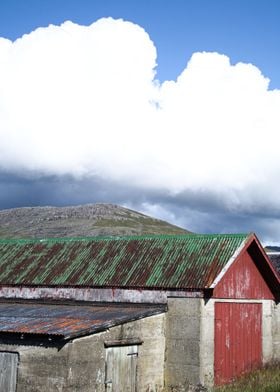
left=0, top=233, right=278, bottom=391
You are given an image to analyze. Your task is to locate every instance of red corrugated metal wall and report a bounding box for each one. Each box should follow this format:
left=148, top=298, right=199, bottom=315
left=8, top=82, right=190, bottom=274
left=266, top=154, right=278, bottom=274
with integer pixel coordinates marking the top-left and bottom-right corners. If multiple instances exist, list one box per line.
left=213, top=249, right=274, bottom=299
left=214, top=302, right=262, bottom=385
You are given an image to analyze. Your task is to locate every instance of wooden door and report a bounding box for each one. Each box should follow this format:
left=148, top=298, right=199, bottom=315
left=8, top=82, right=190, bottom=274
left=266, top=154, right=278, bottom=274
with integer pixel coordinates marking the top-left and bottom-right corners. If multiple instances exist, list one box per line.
left=214, top=302, right=262, bottom=385
left=0, top=352, right=18, bottom=392
left=105, top=345, right=138, bottom=392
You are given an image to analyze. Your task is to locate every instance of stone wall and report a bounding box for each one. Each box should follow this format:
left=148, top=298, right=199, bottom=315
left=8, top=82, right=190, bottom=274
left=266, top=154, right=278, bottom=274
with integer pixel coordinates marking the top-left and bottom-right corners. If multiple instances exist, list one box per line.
left=0, top=313, right=166, bottom=392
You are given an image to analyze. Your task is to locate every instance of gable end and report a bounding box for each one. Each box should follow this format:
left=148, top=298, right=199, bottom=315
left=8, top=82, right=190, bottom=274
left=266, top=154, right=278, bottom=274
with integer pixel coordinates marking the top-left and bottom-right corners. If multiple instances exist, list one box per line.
left=213, top=237, right=279, bottom=300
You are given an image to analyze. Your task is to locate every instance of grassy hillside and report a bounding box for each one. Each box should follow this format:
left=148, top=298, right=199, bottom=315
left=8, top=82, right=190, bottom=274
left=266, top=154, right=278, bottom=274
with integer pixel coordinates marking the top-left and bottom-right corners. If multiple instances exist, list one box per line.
left=0, top=203, right=190, bottom=239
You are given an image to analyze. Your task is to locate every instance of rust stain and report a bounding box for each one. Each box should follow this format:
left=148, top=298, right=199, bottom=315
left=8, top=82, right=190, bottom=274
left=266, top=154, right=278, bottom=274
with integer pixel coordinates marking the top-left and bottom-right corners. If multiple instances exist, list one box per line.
left=0, top=235, right=250, bottom=289
left=0, top=301, right=165, bottom=339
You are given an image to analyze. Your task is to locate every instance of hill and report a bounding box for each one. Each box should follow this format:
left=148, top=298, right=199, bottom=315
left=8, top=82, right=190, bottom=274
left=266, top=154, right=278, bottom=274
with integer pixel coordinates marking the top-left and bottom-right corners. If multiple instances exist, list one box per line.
left=0, top=203, right=190, bottom=239
left=265, top=245, right=280, bottom=252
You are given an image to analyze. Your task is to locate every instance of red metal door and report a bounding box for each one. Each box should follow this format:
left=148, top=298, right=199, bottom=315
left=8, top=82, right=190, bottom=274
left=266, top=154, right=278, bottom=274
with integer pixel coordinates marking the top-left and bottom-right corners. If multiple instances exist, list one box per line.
left=214, top=302, right=262, bottom=385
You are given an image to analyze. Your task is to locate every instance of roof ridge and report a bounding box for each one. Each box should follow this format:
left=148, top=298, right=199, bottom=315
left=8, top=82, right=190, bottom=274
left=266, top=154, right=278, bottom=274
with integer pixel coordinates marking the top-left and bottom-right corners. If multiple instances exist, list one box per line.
left=0, top=233, right=251, bottom=243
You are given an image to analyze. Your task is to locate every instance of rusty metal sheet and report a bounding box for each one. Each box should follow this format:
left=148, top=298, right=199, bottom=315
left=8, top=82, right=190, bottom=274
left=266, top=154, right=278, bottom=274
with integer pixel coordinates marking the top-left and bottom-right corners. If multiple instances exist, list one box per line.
left=0, top=234, right=251, bottom=289
left=0, top=301, right=166, bottom=340
left=268, top=254, right=280, bottom=276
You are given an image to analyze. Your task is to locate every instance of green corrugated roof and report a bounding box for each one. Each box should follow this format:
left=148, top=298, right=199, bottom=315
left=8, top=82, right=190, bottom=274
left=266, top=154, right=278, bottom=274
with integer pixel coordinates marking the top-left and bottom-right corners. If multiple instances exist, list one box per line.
left=0, top=234, right=251, bottom=289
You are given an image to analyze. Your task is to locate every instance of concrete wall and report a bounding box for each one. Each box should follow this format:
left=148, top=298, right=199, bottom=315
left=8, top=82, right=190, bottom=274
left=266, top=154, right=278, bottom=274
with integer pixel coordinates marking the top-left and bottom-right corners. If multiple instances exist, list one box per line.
left=0, top=344, right=69, bottom=392
left=200, top=298, right=215, bottom=387
left=165, top=298, right=202, bottom=391
left=0, top=313, right=166, bottom=392
left=272, top=301, right=280, bottom=360
left=262, top=300, right=274, bottom=363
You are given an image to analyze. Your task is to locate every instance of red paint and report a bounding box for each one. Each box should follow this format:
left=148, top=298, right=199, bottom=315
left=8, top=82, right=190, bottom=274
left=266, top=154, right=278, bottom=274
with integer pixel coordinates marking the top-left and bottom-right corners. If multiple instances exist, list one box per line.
left=214, top=302, right=262, bottom=385
left=213, top=249, right=274, bottom=299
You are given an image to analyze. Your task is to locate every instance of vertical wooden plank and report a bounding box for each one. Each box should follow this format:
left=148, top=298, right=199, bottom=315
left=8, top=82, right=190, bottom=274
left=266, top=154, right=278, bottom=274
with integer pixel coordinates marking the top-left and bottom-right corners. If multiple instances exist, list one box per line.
left=105, top=345, right=138, bottom=392
left=127, top=345, right=137, bottom=392
left=213, top=250, right=274, bottom=299
left=0, top=352, right=18, bottom=392
left=215, top=303, right=262, bottom=385
left=105, top=347, right=113, bottom=392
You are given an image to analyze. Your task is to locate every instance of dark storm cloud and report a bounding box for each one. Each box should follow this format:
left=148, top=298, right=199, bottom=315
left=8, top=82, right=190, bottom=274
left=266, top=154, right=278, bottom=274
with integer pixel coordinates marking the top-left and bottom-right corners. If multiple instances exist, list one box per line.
left=1, top=171, right=279, bottom=245
left=0, top=172, right=127, bottom=209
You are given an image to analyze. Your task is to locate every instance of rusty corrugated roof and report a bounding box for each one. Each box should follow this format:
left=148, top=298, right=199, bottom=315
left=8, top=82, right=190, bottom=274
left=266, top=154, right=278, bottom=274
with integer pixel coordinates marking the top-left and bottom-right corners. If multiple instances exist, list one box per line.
left=268, top=254, right=280, bottom=276
left=0, top=234, right=250, bottom=289
left=0, top=301, right=165, bottom=340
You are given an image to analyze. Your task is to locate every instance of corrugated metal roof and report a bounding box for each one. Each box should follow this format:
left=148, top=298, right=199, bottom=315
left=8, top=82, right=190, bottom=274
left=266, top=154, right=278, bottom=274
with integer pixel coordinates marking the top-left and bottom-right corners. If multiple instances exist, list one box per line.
left=0, top=301, right=165, bottom=340
left=0, top=234, right=250, bottom=289
left=268, top=254, right=280, bottom=276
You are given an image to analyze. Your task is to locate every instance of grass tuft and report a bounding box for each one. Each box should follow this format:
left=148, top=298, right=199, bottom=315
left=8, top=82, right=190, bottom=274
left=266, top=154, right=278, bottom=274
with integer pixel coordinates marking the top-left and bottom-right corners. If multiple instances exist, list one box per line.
left=213, top=362, right=280, bottom=392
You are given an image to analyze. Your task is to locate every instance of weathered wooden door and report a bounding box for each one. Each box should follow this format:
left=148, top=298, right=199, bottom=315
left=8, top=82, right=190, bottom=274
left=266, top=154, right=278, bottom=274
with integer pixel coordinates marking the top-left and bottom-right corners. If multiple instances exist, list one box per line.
left=105, top=345, right=138, bottom=392
left=0, top=352, right=18, bottom=392
left=214, top=302, right=262, bottom=385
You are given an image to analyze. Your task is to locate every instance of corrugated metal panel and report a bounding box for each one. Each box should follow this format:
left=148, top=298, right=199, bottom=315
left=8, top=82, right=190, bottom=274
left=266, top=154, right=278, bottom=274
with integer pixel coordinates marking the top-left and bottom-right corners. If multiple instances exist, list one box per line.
left=0, top=301, right=165, bottom=340
left=0, top=234, right=249, bottom=289
left=214, top=302, right=262, bottom=385
left=268, top=254, right=280, bottom=276
left=213, top=248, right=275, bottom=299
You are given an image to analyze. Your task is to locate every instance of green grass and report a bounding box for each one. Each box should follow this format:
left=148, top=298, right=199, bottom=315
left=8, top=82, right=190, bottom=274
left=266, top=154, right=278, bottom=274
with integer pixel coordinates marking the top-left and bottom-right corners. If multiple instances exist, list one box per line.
left=93, top=217, right=188, bottom=234
left=213, top=362, right=280, bottom=392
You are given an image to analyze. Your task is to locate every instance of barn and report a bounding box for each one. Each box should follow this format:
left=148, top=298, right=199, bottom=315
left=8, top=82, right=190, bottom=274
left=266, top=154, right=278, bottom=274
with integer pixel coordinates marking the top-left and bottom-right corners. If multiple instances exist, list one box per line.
left=0, top=233, right=278, bottom=391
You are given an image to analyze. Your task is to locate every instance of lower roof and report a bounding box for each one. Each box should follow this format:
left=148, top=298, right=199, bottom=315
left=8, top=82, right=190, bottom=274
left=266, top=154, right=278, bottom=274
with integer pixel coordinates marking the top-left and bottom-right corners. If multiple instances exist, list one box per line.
left=268, top=254, right=280, bottom=275
left=0, top=301, right=165, bottom=341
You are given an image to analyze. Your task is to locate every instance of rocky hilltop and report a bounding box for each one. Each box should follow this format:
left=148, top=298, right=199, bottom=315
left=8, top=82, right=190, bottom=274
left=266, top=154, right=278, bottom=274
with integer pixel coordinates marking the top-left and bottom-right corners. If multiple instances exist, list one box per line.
left=0, top=203, right=189, bottom=239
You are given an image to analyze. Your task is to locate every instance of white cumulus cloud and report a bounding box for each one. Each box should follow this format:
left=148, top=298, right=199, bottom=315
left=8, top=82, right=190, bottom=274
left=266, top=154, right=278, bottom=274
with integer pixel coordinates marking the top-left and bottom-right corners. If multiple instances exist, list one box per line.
left=0, top=18, right=280, bottom=217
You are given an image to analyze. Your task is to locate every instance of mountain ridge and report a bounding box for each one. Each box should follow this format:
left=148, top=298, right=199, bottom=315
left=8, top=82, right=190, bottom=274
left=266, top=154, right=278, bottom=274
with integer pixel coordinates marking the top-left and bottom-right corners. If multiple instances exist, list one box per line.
left=0, top=203, right=190, bottom=239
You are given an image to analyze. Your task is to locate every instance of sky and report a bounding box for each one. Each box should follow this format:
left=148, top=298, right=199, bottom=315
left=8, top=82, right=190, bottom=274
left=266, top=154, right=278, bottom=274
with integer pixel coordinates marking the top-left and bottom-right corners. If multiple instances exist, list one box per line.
left=0, top=0, right=280, bottom=243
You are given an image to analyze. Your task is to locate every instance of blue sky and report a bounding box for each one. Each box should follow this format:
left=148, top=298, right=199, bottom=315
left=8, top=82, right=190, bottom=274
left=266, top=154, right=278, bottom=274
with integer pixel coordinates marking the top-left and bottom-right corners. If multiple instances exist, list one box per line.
left=0, top=0, right=280, bottom=243
left=0, top=0, right=279, bottom=88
